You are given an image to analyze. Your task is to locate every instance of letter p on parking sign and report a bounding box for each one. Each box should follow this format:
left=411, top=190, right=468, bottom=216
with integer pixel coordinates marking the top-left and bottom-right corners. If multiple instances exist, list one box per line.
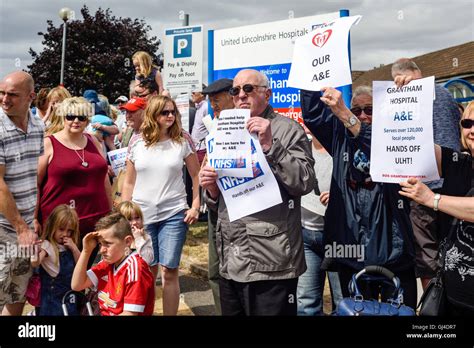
left=174, top=35, right=192, bottom=58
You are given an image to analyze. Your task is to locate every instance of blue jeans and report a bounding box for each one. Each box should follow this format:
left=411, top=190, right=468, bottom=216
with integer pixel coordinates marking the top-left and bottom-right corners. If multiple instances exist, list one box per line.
left=297, top=228, right=343, bottom=316
left=145, top=210, right=188, bottom=269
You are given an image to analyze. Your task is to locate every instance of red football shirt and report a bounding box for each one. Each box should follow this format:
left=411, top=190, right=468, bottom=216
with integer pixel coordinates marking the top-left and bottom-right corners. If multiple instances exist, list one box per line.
left=87, top=252, right=155, bottom=316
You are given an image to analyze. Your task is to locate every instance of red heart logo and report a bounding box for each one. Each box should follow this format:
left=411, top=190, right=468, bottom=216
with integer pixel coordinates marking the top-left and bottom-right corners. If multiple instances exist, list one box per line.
left=312, top=29, right=332, bottom=48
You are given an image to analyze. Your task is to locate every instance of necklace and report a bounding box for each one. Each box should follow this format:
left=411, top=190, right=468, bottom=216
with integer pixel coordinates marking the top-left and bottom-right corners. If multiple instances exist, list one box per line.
left=73, top=148, right=88, bottom=167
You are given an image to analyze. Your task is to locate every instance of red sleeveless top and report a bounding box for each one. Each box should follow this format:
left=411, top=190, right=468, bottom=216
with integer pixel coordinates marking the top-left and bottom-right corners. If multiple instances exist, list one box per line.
left=39, top=134, right=110, bottom=226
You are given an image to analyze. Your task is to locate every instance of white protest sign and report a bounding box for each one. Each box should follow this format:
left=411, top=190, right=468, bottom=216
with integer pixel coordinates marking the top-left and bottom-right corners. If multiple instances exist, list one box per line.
left=370, top=76, right=440, bottom=183
left=301, top=192, right=326, bottom=216
left=217, top=136, right=282, bottom=222
left=202, top=114, right=215, bottom=133
left=175, top=93, right=190, bottom=132
left=206, top=109, right=253, bottom=178
left=287, top=15, right=362, bottom=91
left=107, top=147, right=128, bottom=176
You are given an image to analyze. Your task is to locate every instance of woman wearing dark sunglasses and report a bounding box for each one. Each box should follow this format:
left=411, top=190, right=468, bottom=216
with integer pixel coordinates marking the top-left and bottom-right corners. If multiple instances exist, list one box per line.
left=301, top=85, right=418, bottom=309
left=36, top=97, right=112, bottom=256
left=400, top=101, right=474, bottom=316
left=121, top=95, right=200, bottom=315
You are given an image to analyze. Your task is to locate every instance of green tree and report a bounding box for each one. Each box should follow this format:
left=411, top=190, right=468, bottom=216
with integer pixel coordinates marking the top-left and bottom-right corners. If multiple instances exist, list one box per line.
left=28, top=5, right=162, bottom=99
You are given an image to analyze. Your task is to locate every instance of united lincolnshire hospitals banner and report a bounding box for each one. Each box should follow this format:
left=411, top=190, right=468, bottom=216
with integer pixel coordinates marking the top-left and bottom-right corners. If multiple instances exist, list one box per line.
left=370, top=76, right=440, bottom=183
left=210, top=12, right=340, bottom=124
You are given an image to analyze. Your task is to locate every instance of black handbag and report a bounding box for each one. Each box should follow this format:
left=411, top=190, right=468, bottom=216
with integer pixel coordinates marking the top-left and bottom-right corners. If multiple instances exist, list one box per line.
left=336, top=265, right=415, bottom=316
left=418, top=273, right=446, bottom=316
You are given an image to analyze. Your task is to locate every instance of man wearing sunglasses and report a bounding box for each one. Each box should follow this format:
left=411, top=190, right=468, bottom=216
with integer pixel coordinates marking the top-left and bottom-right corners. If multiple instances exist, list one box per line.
left=200, top=69, right=315, bottom=316
left=0, top=71, right=43, bottom=315
left=300, top=85, right=418, bottom=310
left=392, top=58, right=461, bottom=290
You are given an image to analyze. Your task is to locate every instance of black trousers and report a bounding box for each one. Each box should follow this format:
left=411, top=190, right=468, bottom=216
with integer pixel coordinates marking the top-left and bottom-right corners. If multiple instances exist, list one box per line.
left=338, top=264, right=417, bottom=309
left=219, top=277, right=298, bottom=316
left=410, top=200, right=440, bottom=278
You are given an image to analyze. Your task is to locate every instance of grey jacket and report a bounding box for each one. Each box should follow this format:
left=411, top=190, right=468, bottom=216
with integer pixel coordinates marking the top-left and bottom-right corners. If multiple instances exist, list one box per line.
left=205, top=105, right=316, bottom=282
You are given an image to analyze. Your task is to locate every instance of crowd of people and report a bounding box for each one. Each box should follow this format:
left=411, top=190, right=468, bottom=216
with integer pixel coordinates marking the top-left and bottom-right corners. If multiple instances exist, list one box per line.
left=0, top=51, right=472, bottom=317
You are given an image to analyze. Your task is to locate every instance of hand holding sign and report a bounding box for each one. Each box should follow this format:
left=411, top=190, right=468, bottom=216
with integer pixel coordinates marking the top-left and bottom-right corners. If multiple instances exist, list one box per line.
left=399, top=178, right=436, bottom=208
left=394, top=74, right=417, bottom=89
left=199, top=165, right=219, bottom=199
left=246, top=117, right=272, bottom=152
left=320, top=87, right=348, bottom=115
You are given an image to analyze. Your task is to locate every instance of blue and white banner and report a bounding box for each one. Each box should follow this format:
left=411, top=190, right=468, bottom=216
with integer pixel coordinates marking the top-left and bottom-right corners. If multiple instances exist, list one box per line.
left=211, top=12, right=340, bottom=124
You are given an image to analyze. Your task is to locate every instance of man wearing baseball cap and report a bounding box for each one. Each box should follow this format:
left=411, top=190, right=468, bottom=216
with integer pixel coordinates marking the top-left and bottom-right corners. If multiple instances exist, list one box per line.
left=120, top=97, right=147, bottom=148
left=115, top=95, right=129, bottom=105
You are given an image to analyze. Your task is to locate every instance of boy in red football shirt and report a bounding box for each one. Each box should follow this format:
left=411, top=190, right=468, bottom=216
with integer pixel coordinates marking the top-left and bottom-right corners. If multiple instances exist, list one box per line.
left=72, top=212, right=155, bottom=315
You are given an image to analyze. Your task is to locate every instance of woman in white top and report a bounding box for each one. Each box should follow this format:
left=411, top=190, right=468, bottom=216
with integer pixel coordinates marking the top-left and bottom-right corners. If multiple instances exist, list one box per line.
left=122, top=95, right=200, bottom=315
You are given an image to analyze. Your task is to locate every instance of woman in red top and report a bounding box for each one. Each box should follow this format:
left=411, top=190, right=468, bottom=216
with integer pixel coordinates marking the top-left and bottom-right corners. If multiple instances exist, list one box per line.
left=37, top=97, right=112, bottom=242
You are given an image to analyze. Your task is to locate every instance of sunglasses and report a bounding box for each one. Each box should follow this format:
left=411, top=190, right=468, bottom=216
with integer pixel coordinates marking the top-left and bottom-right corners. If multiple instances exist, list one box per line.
left=65, top=115, right=88, bottom=122
left=160, top=110, right=176, bottom=116
left=351, top=106, right=373, bottom=117
left=461, top=119, right=474, bottom=129
left=229, top=84, right=267, bottom=96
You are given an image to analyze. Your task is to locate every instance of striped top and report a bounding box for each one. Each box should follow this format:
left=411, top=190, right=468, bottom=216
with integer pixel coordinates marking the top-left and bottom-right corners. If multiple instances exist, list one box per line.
left=0, top=109, right=44, bottom=233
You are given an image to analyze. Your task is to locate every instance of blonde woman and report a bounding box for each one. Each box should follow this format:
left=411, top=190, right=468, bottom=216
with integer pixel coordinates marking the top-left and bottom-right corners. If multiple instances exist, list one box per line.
left=122, top=95, right=200, bottom=315
left=132, top=51, right=164, bottom=95
left=43, top=86, right=72, bottom=134
left=37, top=97, right=112, bottom=242
left=400, top=101, right=474, bottom=315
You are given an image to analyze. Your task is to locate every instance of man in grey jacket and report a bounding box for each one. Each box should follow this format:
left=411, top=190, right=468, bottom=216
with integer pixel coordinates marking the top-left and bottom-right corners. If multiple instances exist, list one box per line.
left=200, top=69, right=315, bottom=315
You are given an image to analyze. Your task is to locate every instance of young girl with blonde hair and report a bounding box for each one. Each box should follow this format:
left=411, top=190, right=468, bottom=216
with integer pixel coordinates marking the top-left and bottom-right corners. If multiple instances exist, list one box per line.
left=31, top=204, right=81, bottom=315
left=132, top=51, right=164, bottom=95
left=116, top=201, right=154, bottom=265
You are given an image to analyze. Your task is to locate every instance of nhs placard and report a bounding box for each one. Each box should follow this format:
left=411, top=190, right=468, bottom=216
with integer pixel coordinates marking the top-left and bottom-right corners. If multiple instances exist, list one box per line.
left=164, top=26, right=203, bottom=95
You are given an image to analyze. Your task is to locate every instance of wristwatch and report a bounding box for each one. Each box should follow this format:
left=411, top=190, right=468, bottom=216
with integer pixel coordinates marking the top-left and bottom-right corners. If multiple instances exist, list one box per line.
left=433, top=193, right=441, bottom=211
left=344, top=114, right=359, bottom=128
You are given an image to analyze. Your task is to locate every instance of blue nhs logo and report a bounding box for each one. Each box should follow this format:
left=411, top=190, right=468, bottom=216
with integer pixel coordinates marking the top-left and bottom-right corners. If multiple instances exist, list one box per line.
left=174, top=35, right=192, bottom=58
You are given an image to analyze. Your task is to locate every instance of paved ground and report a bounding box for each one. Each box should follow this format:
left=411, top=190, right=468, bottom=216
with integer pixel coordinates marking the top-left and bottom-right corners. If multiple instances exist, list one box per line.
left=179, top=271, right=216, bottom=316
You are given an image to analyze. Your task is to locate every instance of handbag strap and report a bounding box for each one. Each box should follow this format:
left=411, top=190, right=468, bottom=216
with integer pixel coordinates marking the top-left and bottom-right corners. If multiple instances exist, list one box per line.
left=349, top=266, right=404, bottom=305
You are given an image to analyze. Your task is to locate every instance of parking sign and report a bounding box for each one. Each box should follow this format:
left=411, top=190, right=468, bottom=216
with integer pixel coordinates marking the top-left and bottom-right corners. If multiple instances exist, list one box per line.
left=163, top=26, right=203, bottom=96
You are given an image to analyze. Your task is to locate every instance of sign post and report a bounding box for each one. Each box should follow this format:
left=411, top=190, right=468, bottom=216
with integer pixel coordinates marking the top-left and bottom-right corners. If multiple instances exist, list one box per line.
left=163, top=25, right=203, bottom=97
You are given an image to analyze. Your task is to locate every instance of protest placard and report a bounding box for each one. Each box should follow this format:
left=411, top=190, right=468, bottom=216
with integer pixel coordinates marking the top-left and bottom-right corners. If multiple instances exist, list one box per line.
left=370, top=76, right=440, bottom=183
left=287, top=15, right=362, bottom=91
left=107, top=147, right=128, bottom=176
left=206, top=109, right=253, bottom=178
left=216, top=136, right=282, bottom=221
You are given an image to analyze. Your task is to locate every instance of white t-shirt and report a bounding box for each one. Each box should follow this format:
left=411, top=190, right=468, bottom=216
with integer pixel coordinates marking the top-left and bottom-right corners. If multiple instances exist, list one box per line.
left=40, top=240, right=67, bottom=277
left=128, top=137, right=193, bottom=224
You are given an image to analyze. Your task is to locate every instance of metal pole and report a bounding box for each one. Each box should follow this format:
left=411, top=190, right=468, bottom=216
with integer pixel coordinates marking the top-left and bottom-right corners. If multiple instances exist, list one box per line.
left=339, top=9, right=352, bottom=107
left=60, top=20, right=67, bottom=86
left=182, top=13, right=189, bottom=26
